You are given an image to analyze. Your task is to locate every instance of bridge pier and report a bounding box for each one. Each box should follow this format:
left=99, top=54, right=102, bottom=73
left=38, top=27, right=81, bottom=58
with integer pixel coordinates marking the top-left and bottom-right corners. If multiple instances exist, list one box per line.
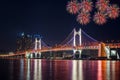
left=33, top=52, right=41, bottom=58
left=25, top=52, right=41, bottom=59
left=98, top=44, right=101, bottom=57
left=39, top=52, right=41, bottom=58
left=110, top=49, right=120, bottom=59
left=25, top=52, right=30, bottom=58
left=117, top=52, right=120, bottom=59
left=104, top=46, right=110, bottom=59
left=73, top=49, right=82, bottom=59
left=73, top=50, right=76, bottom=58
left=30, top=53, right=33, bottom=58
left=99, top=43, right=111, bottom=59
left=35, top=52, right=38, bottom=58
left=78, top=50, right=82, bottom=58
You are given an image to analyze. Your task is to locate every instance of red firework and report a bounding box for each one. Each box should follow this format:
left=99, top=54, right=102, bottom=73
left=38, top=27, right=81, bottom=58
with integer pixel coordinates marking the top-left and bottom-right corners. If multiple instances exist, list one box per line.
left=107, top=5, right=119, bottom=19
left=77, top=12, right=90, bottom=25
left=80, top=0, right=93, bottom=13
left=96, top=0, right=109, bottom=12
left=66, top=0, right=119, bottom=25
left=66, top=0, right=79, bottom=14
left=99, top=0, right=108, bottom=2
left=93, top=12, right=107, bottom=25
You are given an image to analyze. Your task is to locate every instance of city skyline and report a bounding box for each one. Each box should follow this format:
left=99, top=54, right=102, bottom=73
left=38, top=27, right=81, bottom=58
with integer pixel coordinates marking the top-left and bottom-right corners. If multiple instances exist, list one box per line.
left=0, top=0, right=120, bottom=51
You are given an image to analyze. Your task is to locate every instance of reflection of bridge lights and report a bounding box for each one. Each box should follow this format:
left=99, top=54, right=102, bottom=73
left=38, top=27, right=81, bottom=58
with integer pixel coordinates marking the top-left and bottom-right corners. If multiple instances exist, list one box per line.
left=20, top=59, right=24, bottom=80
left=106, top=61, right=110, bottom=80
left=38, top=60, right=42, bottom=80
left=34, top=59, right=37, bottom=80
left=97, top=61, right=102, bottom=80
left=72, top=60, right=83, bottom=80
left=72, top=60, right=77, bottom=80
left=78, top=61, right=83, bottom=80
left=26, top=59, right=30, bottom=80
left=111, top=61, right=115, bottom=80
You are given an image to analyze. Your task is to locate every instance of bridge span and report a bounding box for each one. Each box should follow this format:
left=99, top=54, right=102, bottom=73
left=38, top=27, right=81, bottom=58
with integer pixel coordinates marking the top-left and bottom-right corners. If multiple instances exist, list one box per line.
left=0, top=28, right=120, bottom=59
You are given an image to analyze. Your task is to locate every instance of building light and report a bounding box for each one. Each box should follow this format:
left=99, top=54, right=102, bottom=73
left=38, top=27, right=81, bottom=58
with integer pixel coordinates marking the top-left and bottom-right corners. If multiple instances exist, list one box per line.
left=21, top=32, right=24, bottom=36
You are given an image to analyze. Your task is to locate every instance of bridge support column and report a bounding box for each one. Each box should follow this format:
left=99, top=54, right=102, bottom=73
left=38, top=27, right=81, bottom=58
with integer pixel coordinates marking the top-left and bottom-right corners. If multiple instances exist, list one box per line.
left=25, top=52, right=30, bottom=58
left=110, top=49, right=120, bottom=59
left=104, top=46, right=110, bottom=59
left=98, top=44, right=101, bottom=57
left=39, top=52, right=41, bottom=58
left=117, top=53, right=120, bottom=59
left=78, top=50, right=82, bottom=59
left=73, top=50, right=82, bottom=59
left=73, top=50, right=76, bottom=59
left=99, top=43, right=111, bottom=59
left=35, top=52, right=38, bottom=58
left=30, top=53, right=33, bottom=58
left=25, top=54, right=29, bottom=58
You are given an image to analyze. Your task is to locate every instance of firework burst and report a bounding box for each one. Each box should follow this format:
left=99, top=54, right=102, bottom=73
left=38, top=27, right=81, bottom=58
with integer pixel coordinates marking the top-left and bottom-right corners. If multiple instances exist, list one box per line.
left=107, top=5, right=119, bottom=19
left=66, top=0, right=119, bottom=25
left=80, top=0, right=93, bottom=13
left=66, top=0, right=79, bottom=14
left=96, top=0, right=109, bottom=12
left=93, top=12, right=107, bottom=25
left=77, top=12, right=90, bottom=25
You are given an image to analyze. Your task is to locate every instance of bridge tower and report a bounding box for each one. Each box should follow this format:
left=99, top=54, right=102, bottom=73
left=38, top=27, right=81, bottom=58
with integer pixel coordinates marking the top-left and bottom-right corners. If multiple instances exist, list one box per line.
left=98, top=43, right=108, bottom=58
left=73, top=28, right=82, bottom=58
left=33, top=37, right=42, bottom=58
left=26, top=36, right=42, bottom=58
left=35, top=37, right=41, bottom=50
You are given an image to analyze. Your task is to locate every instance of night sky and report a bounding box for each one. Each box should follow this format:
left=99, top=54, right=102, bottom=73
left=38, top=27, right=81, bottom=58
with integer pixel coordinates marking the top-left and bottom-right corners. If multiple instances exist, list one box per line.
left=0, top=0, right=120, bottom=51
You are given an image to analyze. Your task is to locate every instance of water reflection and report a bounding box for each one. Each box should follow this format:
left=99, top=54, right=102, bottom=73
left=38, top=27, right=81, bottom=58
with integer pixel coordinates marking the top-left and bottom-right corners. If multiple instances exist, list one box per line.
left=79, top=60, right=83, bottom=80
left=106, top=61, right=110, bottom=80
left=42, top=60, right=71, bottom=80
left=72, top=60, right=83, bottom=80
left=34, top=59, right=37, bottom=80
left=9, top=59, right=14, bottom=80
left=26, top=59, right=30, bottom=80
left=97, top=61, right=102, bottom=80
left=72, top=60, right=77, bottom=80
left=6, top=59, right=120, bottom=80
left=31, top=59, right=42, bottom=80
left=20, top=59, right=24, bottom=80
left=97, top=60, right=120, bottom=80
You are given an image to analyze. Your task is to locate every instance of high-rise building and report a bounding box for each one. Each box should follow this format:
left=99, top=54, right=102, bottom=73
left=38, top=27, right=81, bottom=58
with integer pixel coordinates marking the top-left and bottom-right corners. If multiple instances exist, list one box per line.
left=16, top=32, right=33, bottom=52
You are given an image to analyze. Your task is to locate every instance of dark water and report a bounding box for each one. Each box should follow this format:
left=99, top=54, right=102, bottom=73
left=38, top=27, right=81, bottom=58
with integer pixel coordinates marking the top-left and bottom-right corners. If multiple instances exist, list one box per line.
left=0, top=59, right=120, bottom=80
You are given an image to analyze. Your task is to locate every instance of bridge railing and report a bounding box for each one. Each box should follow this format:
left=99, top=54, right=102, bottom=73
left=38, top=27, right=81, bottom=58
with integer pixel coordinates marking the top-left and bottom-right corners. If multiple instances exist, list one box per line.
left=105, top=43, right=120, bottom=48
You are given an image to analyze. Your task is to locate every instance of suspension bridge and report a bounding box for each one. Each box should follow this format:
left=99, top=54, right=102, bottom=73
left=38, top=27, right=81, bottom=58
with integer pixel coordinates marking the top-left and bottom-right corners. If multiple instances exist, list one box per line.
left=0, top=28, right=120, bottom=59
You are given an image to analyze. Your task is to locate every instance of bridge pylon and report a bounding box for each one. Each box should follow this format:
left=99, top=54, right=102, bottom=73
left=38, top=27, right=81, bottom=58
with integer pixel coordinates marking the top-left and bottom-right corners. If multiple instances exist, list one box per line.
left=33, top=37, right=41, bottom=58
left=73, top=49, right=82, bottom=58
left=98, top=42, right=111, bottom=59
left=98, top=43, right=107, bottom=57
left=73, top=28, right=82, bottom=46
left=35, top=37, right=41, bottom=50
left=73, top=28, right=82, bottom=58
